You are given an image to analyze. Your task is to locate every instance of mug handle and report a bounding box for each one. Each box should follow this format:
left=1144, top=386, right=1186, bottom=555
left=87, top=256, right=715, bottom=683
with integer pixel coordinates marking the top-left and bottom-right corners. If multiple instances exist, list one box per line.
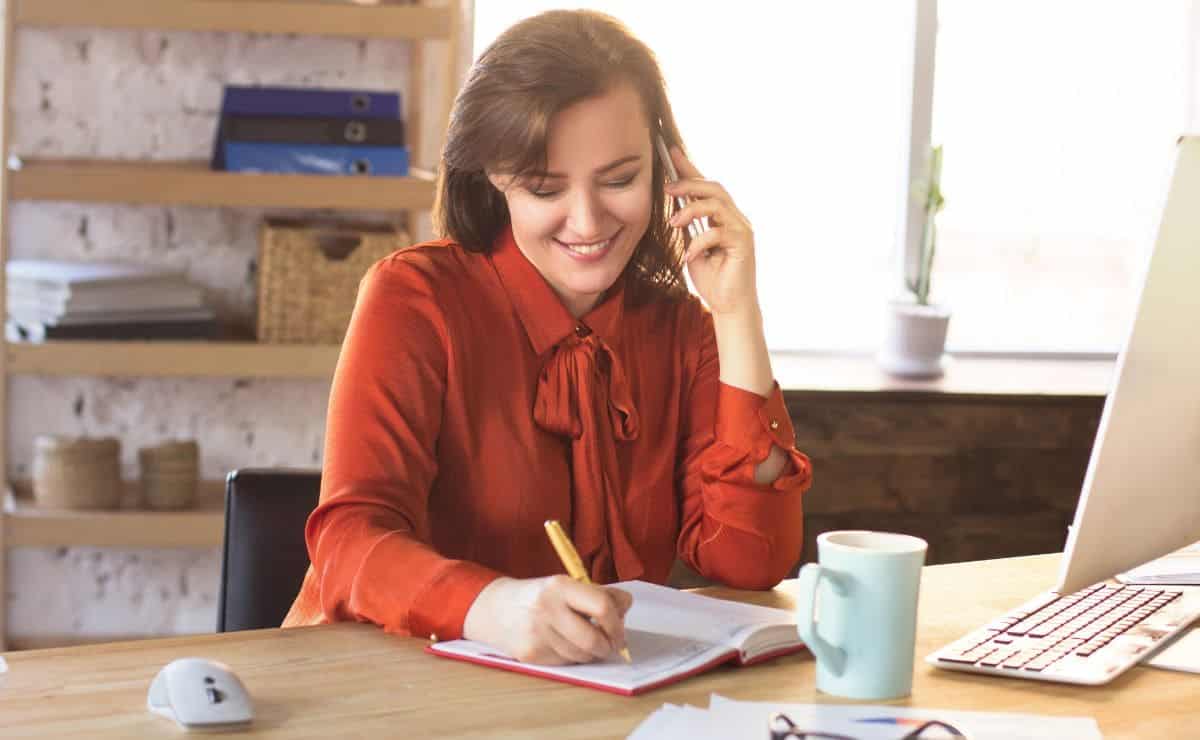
left=795, top=563, right=848, bottom=676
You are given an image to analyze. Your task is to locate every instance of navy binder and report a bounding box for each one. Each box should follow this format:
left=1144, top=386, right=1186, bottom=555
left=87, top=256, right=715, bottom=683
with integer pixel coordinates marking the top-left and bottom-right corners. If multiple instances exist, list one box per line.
left=222, top=115, right=406, bottom=147
left=222, top=142, right=410, bottom=176
left=220, top=85, right=401, bottom=119
left=211, top=85, right=404, bottom=170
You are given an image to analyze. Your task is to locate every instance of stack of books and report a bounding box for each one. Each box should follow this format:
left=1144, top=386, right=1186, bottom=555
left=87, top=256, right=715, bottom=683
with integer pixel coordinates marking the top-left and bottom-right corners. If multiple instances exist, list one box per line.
left=6, top=260, right=218, bottom=342
left=211, top=85, right=409, bottom=176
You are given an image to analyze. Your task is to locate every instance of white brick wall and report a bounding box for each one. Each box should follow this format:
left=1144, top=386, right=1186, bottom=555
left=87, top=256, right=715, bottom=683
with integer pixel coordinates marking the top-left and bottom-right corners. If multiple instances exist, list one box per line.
left=6, top=26, right=416, bottom=645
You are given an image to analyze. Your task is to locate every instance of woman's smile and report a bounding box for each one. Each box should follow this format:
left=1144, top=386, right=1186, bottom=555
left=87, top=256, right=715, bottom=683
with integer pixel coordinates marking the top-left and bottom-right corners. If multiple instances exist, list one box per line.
left=554, top=228, right=622, bottom=263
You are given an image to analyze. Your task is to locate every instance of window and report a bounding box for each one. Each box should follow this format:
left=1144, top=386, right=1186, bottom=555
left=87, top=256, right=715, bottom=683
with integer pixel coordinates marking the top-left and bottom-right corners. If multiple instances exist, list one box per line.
left=473, top=1, right=917, bottom=352
left=932, top=1, right=1193, bottom=354
left=473, top=2, right=1195, bottom=354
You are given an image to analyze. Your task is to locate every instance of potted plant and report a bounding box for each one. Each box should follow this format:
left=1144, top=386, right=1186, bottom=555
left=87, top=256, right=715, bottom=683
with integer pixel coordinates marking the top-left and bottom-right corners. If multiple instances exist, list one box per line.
left=878, top=145, right=951, bottom=378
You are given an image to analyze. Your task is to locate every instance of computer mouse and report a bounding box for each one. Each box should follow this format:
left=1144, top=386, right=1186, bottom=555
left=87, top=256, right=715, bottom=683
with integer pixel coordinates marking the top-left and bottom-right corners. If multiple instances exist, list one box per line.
left=147, top=657, right=254, bottom=731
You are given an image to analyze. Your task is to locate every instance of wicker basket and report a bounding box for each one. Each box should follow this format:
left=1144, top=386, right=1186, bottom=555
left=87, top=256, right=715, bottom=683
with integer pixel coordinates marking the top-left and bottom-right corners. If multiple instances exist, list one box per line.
left=32, top=436, right=122, bottom=510
left=256, top=219, right=407, bottom=344
left=138, top=440, right=199, bottom=510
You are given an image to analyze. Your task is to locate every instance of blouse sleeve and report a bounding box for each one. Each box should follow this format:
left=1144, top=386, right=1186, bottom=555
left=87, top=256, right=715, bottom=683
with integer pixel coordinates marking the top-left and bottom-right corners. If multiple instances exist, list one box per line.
left=675, top=307, right=814, bottom=589
left=303, top=255, right=501, bottom=640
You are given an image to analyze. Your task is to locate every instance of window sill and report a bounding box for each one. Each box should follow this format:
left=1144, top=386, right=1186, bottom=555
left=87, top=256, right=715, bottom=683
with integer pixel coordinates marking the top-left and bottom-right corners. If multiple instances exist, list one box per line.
left=771, top=352, right=1113, bottom=400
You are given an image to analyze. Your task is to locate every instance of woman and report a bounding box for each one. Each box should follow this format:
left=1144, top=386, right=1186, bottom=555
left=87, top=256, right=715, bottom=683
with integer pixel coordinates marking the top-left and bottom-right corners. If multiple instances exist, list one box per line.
left=283, top=9, right=812, bottom=666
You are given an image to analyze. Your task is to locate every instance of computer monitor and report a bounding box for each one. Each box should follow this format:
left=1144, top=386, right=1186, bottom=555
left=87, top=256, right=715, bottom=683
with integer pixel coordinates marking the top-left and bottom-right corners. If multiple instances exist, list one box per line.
left=1056, top=134, right=1200, bottom=594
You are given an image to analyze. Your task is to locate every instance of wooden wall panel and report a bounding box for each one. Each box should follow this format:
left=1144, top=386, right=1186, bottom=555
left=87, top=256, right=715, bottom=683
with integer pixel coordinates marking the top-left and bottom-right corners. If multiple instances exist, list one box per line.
left=792, top=394, right=1103, bottom=567
left=669, top=393, right=1104, bottom=589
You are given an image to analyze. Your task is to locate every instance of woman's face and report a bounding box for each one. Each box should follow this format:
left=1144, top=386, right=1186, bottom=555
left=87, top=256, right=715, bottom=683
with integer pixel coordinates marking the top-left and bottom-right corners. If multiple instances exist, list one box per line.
left=489, top=83, right=653, bottom=318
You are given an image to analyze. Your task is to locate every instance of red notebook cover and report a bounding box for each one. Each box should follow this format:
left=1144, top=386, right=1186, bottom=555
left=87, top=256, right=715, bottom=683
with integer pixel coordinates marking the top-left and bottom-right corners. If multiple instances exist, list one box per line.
left=425, top=641, right=808, bottom=696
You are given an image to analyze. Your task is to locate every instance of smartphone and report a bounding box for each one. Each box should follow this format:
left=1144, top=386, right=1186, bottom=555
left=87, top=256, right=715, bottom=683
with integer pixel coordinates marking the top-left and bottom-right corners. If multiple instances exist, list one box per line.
left=655, top=134, right=710, bottom=241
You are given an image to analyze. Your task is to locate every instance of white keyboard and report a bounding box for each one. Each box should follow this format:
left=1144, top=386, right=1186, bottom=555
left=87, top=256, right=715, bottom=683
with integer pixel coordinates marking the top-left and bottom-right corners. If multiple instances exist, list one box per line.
left=928, top=582, right=1200, bottom=684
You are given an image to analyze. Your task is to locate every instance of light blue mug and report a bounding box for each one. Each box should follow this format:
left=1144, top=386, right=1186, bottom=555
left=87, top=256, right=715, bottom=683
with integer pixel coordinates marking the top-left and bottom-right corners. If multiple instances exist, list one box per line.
left=795, top=530, right=928, bottom=700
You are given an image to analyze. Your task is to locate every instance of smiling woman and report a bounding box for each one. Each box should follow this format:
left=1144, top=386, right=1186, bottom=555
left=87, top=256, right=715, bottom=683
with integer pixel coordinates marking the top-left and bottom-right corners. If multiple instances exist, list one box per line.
left=436, top=11, right=683, bottom=314
left=485, top=85, right=653, bottom=318
left=282, top=9, right=813, bottom=668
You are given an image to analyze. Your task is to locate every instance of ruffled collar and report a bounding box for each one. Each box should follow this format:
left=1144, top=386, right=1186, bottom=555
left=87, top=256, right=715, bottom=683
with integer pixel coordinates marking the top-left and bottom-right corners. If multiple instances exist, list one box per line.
left=488, top=224, right=644, bottom=583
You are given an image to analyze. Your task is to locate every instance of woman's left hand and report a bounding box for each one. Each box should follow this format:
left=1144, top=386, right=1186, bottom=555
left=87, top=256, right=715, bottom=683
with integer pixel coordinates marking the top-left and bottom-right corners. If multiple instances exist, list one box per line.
left=666, top=147, right=760, bottom=318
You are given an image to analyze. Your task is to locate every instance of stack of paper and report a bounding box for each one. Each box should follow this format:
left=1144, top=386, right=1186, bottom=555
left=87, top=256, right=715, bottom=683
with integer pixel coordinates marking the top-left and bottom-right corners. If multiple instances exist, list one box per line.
left=1146, top=627, right=1200, bottom=674
left=1118, top=539, right=1200, bottom=585
left=628, top=694, right=1102, bottom=740
left=6, top=260, right=217, bottom=341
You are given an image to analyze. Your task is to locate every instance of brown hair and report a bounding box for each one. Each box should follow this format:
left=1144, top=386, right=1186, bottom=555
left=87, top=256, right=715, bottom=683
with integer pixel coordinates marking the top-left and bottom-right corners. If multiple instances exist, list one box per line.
left=433, top=9, right=688, bottom=304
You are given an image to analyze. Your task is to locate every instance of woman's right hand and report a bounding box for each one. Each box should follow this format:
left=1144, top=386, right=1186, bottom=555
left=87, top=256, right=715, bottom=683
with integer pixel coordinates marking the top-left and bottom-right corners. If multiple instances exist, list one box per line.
left=462, top=575, right=633, bottom=665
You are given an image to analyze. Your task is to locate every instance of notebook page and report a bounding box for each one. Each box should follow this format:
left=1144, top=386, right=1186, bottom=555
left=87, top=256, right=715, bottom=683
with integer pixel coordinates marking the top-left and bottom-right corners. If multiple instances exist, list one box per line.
left=430, top=580, right=799, bottom=691
left=613, top=581, right=797, bottom=652
left=431, top=628, right=729, bottom=693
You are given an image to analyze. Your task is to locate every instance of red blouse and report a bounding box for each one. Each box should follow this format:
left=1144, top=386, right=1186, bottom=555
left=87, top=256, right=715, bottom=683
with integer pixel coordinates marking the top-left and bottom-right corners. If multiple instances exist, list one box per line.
left=283, top=225, right=812, bottom=640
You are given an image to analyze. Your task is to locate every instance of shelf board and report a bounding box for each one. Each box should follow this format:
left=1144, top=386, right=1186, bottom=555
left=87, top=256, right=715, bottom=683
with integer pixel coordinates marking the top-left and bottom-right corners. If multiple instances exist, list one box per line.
left=4, top=481, right=225, bottom=548
left=6, top=341, right=340, bottom=379
left=14, top=0, right=453, bottom=40
left=771, top=352, right=1114, bottom=399
left=10, top=159, right=437, bottom=210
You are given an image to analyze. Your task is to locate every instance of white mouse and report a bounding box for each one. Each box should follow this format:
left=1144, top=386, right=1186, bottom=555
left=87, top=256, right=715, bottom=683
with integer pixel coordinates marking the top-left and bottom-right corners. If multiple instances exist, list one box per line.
left=147, top=657, right=254, bottom=731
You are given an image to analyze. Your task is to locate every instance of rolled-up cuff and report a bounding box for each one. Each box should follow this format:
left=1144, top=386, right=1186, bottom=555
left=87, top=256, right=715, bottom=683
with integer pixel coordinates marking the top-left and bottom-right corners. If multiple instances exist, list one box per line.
left=713, top=381, right=797, bottom=460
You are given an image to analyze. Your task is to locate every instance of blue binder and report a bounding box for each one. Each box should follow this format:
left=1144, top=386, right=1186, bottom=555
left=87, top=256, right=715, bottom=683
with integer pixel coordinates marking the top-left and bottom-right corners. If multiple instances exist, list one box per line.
left=211, top=85, right=404, bottom=171
left=221, top=85, right=401, bottom=119
left=222, top=141, right=410, bottom=176
left=222, top=115, right=406, bottom=147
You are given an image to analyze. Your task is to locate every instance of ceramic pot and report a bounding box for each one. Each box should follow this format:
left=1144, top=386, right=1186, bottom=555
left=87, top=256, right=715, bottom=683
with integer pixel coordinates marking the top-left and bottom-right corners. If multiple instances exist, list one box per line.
left=878, top=300, right=951, bottom=378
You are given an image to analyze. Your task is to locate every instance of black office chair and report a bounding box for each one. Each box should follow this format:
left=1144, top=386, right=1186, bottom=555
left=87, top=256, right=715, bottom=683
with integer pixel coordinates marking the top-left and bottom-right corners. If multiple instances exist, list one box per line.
left=218, top=468, right=321, bottom=632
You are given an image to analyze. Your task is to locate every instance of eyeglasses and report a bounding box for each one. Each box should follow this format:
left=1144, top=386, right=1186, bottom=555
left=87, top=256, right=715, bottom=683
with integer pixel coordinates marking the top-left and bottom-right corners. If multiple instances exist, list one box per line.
left=769, top=712, right=967, bottom=740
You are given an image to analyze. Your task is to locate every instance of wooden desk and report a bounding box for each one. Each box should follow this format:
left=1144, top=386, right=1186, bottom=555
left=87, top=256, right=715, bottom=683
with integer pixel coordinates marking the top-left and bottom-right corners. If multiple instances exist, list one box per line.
left=1, top=554, right=1195, bottom=738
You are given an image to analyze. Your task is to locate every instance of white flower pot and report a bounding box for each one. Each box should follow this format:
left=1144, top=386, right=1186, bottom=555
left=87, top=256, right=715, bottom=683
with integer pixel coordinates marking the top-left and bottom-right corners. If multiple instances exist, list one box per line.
left=878, top=301, right=951, bottom=378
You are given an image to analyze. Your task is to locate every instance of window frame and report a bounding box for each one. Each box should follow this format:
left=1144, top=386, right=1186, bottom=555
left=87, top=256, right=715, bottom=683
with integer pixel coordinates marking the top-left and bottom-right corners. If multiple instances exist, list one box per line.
left=910, top=0, right=1194, bottom=361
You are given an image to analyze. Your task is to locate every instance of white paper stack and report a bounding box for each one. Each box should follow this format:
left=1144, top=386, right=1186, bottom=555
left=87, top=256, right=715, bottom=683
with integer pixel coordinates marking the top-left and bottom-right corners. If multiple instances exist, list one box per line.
left=1146, top=627, right=1200, bottom=674
left=1118, top=539, right=1200, bottom=585
left=627, top=694, right=1102, bottom=740
left=6, top=260, right=217, bottom=341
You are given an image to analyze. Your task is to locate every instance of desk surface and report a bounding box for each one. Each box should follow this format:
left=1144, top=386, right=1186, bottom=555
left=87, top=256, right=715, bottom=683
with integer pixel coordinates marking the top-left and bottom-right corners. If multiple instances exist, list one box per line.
left=1, top=554, right=1194, bottom=738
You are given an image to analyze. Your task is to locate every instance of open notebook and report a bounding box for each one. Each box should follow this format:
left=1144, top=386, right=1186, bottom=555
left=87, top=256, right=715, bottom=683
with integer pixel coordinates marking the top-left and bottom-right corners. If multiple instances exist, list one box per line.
left=427, top=580, right=805, bottom=696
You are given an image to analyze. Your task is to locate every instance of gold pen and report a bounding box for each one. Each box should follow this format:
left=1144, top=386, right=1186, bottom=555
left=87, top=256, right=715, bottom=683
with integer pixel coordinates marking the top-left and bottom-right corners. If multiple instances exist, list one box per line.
left=544, top=519, right=633, bottom=664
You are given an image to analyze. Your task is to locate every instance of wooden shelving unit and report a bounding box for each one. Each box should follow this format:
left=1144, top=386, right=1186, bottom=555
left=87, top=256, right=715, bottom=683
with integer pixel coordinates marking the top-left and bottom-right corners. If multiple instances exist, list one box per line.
left=14, top=0, right=453, bottom=40
left=4, top=481, right=226, bottom=548
left=5, top=501, right=225, bottom=548
left=0, top=0, right=461, bottom=649
left=11, top=159, right=438, bottom=210
left=6, top=341, right=341, bottom=379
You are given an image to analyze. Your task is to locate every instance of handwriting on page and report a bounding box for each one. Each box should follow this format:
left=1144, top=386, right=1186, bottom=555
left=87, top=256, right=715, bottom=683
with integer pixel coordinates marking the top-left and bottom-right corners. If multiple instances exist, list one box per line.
left=527, top=630, right=718, bottom=688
